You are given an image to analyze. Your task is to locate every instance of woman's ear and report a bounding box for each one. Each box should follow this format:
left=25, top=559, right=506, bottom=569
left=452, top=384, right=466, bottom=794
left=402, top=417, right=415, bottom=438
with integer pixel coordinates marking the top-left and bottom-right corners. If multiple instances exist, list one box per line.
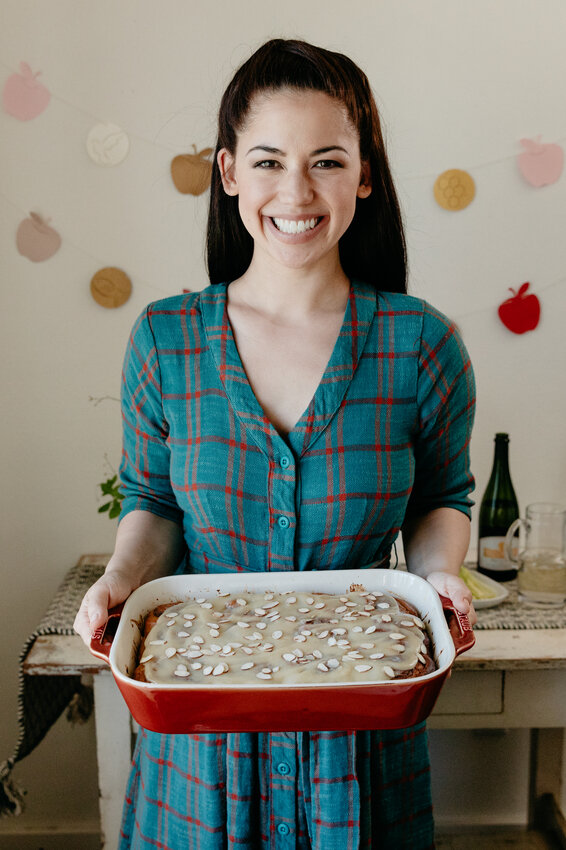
left=357, top=161, right=372, bottom=199
left=217, top=148, right=238, bottom=196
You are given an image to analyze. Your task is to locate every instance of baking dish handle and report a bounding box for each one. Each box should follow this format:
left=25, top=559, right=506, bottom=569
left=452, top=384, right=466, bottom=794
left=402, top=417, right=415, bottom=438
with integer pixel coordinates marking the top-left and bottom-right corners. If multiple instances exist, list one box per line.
left=89, top=604, right=124, bottom=662
left=439, top=595, right=475, bottom=656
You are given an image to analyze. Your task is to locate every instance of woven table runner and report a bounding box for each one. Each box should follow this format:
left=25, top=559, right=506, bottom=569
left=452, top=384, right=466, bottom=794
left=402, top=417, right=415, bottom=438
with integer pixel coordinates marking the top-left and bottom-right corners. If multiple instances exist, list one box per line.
left=474, top=579, right=566, bottom=630
left=0, top=562, right=104, bottom=817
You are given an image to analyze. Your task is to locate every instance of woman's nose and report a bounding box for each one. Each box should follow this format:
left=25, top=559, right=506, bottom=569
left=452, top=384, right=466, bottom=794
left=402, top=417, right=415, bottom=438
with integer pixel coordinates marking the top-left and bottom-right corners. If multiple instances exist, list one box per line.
left=278, top=168, right=314, bottom=205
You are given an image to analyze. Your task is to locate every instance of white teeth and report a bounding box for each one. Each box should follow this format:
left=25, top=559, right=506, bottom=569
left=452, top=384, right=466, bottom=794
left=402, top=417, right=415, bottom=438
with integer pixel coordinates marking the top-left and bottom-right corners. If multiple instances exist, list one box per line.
left=273, top=217, right=319, bottom=234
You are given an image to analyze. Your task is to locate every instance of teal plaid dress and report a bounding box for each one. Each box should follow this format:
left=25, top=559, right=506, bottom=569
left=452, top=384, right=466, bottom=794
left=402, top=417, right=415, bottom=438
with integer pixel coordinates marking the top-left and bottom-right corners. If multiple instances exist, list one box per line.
left=118, top=279, right=475, bottom=849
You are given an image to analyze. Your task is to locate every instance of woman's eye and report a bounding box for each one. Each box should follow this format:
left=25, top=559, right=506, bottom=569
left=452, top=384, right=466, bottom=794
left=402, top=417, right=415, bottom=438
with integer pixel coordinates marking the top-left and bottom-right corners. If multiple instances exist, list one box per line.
left=254, top=159, right=280, bottom=169
left=314, top=160, right=342, bottom=169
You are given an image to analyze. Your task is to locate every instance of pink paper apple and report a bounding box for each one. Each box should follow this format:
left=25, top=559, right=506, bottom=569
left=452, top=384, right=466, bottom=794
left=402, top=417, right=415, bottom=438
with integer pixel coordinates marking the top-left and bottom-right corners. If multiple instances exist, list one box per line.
left=16, top=212, right=61, bottom=262
left=498, top=282, right=540, bottom=334
left=3, top=62, right=51, bottom=121
left=518, top=137, right=564, bottom=187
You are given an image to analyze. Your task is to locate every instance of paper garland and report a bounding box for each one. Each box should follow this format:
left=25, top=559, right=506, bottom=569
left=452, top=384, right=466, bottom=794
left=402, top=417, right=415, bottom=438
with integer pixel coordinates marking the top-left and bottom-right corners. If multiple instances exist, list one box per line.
left=2, top=58, right=565, bottom=331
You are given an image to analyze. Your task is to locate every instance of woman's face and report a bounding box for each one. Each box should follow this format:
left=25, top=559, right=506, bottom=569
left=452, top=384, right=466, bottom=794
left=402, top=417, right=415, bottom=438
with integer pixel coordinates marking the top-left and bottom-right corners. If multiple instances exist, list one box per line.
left=218, top=88, right=371, bottom=275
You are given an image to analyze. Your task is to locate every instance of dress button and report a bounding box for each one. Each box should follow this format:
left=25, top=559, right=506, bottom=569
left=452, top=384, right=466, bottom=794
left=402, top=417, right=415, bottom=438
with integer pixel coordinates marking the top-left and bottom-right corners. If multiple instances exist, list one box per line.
left=277, top=823, right=290, bottom=836
left=279, top=455, right=291, bottom=469
left=277, top=516, right=290, bottom=529
left=277, top=761, right=291, bottom=775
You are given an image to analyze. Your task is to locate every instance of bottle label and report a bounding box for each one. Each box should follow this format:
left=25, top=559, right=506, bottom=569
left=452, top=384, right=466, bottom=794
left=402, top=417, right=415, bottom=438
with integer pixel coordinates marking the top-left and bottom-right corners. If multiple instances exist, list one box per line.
left=478, top=536, right=517, bottom=570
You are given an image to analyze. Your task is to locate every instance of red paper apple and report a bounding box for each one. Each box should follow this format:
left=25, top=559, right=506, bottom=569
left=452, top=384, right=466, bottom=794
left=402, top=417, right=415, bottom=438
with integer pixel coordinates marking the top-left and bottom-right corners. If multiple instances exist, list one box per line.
left=3, top=62, right=51, bottom=121
left=518, top=137, right=564, bottom=187
left=16, top=212, right=61, bottom=262
left=498, top=282, right=540, bottom=334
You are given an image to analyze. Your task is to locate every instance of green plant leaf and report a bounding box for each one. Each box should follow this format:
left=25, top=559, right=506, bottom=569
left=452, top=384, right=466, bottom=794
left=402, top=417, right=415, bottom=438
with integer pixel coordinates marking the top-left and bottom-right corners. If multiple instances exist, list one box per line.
left=97, top=474, right=124, bottom=520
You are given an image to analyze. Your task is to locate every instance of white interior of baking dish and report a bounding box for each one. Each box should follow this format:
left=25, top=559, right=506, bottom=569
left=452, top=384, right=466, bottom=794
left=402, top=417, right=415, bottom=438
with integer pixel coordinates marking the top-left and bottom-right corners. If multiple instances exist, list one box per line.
left=108, top=569, right=456, bottom=690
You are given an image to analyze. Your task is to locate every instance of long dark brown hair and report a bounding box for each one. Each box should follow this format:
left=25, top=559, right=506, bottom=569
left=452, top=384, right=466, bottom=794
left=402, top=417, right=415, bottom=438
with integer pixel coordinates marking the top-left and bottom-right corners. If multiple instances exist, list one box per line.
left=206, top=38, right=407, bottom=294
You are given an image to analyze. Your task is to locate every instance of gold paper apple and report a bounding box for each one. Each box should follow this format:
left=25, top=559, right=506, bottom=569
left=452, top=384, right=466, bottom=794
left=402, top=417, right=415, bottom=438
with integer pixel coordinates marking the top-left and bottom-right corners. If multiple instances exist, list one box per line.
left=171, top=145, right=213, bottom=195
left=16, top=212, right=61, bottom=262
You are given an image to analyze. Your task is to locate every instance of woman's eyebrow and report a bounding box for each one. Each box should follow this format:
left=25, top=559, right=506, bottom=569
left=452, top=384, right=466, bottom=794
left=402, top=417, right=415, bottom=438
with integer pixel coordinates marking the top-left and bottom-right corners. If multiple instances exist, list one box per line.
left=246, top=145, right=350, bottom=157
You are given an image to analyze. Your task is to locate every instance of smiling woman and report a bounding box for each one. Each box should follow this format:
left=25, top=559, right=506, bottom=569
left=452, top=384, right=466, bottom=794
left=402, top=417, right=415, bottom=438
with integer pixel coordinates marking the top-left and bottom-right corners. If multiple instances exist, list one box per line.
left=74, top=37, right=476, bottom=850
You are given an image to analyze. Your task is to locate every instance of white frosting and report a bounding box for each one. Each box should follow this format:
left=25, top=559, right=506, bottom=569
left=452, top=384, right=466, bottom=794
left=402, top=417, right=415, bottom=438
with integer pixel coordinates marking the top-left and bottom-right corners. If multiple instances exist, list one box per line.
left=138, top=589, right=432, bottom=685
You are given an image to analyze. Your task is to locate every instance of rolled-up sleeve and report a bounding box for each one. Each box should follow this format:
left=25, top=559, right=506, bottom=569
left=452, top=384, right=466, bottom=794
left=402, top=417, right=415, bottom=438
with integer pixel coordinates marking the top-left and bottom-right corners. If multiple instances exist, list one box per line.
left=119, top=306, right=183, bottom=525
left=406, top=305, right=476, bottom=519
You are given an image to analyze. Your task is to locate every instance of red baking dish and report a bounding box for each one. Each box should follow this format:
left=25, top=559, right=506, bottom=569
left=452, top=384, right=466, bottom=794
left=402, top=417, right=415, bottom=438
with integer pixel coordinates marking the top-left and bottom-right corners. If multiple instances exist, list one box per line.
left=89, top=569, right=474, bottom=732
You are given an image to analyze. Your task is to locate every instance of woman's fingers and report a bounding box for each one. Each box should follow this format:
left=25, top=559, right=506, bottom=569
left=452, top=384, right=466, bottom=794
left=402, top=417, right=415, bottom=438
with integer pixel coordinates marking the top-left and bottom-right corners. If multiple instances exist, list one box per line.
left=425, top=570, right=477, bottom=625
left=73, top=573, right=133, bottom=644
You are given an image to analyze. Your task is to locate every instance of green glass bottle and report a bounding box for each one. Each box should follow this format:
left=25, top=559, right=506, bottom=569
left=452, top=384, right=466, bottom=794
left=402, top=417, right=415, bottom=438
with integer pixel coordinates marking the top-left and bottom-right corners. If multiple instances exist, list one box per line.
left=477, top=433, right=520, bottom=582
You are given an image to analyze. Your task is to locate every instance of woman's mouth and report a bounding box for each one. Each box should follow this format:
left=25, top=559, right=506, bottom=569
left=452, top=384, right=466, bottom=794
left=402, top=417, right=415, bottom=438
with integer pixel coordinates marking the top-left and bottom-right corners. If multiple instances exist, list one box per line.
left=271, top=217, right=322, bottom=234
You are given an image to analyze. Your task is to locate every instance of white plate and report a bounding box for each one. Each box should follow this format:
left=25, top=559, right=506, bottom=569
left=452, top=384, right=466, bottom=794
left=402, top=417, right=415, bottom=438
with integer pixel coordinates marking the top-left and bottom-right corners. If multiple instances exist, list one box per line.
left=468, top=571, right=510, bottom=609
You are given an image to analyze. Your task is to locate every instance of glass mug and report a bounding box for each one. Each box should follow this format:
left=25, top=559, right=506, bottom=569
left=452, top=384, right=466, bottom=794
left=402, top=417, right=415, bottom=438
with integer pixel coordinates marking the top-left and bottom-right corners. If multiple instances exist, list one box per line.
left=505, top=502, right=566, bottom=605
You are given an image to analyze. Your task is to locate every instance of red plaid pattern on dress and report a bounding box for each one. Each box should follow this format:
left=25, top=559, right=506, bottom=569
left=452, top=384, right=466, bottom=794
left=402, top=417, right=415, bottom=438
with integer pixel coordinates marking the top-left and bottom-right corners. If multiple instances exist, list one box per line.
left=117, top=279, right=475, bottom=849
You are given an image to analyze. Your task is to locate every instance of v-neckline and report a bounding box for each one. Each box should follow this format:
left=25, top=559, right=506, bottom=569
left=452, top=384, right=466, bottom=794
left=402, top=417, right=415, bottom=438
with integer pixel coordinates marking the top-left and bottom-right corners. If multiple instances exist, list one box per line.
left=201, top=280, right=377, bottom=458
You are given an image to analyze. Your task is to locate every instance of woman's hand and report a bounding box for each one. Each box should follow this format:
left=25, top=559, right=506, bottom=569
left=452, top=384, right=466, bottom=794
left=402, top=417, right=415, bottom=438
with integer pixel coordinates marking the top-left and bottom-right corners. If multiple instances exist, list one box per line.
left=402, top=507, right=476, bottom=625
left=424, top=570, right=477, bottom=626
left=73, top=568, right=139, bottom=645
left=73, top=509, right=186, bottom=646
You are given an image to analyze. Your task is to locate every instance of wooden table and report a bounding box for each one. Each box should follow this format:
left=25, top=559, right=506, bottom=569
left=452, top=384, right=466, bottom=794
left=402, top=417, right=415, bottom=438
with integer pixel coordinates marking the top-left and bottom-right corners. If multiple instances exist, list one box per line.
left=23, top=559, right=566, bottom=850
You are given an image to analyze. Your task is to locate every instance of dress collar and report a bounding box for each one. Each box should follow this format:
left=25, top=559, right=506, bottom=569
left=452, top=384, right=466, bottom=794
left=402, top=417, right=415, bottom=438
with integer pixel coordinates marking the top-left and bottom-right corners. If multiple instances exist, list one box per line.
left=200, top=279, right=377, bottom=458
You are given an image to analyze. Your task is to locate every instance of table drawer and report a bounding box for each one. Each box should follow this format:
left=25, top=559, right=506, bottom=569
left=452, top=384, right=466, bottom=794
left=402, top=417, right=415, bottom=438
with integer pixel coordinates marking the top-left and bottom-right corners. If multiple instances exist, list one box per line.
left=432, top=671, right=503, bottom=715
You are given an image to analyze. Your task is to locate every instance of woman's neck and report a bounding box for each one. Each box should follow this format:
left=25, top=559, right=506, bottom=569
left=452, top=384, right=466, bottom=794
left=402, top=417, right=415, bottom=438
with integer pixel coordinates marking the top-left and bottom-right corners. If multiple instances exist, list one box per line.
left=230, top=254, right=350, bottom=321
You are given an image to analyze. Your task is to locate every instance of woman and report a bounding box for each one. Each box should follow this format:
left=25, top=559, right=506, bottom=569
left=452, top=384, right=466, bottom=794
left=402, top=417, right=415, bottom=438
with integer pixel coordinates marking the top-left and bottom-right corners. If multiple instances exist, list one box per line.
left=75, top=38, right=476, bottom=849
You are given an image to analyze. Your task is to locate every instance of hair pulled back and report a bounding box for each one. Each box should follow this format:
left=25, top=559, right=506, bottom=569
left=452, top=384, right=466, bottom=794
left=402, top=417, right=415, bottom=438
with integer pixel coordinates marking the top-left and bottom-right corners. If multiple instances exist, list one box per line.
left=206, top=38, right=407, bottom=293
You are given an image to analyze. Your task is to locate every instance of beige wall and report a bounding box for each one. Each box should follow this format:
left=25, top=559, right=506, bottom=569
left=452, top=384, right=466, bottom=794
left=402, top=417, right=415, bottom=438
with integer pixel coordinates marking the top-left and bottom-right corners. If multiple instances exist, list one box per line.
left=1, top=0, right=565, bottom=837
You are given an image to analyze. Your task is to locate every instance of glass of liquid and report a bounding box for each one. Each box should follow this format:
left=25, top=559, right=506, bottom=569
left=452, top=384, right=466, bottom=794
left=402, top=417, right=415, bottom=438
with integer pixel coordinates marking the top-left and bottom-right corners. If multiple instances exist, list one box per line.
left=505, top=503, right=566, bottom=605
